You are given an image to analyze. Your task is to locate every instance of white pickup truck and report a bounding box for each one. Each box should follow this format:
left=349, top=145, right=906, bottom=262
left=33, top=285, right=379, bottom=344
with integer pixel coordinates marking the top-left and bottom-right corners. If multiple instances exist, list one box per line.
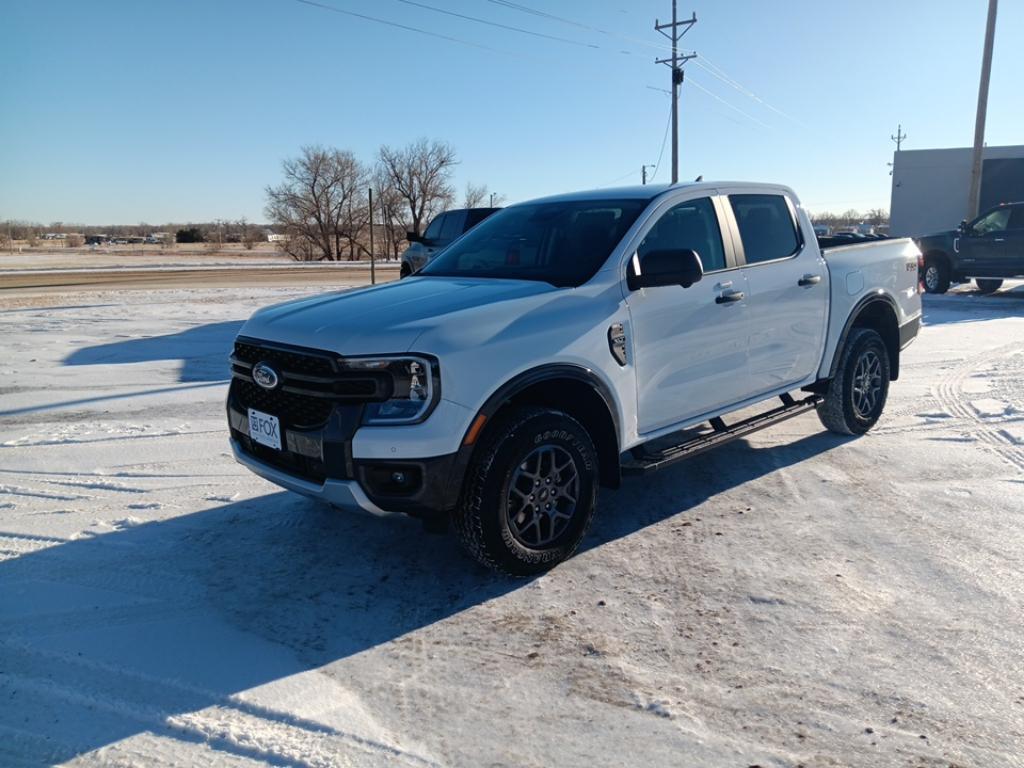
left=227, top=182, right=922, bottom=574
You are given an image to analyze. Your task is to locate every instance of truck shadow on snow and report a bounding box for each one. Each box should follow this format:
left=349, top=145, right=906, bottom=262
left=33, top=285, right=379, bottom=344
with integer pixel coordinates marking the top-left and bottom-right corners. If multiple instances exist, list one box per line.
left=62, top=320, right=244, bottom=382
left=1, top=430, right=849, bottom=763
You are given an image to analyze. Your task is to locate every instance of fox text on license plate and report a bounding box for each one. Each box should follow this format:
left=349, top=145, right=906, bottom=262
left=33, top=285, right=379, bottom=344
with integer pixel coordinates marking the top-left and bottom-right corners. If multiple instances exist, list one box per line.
left=248, top=408, right=282, bottom=450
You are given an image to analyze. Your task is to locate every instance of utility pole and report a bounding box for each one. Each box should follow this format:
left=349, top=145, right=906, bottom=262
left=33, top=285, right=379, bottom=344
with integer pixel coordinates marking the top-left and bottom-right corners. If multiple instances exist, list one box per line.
left=655, top=1, right=696, bottom=184
left=368, top=187, right=376, bottom=285
left=967, top=0, right=998, bottom=220
left=641, top=164, right=655, bottom=185
left=890, top=124, right=906, bottom=152
left=489, top=192, right=495, bottom=207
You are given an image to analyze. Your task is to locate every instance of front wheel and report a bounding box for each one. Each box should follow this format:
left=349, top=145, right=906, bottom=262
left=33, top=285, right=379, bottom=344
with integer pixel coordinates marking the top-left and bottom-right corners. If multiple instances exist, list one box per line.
left=818, top=328, right=891, bottom=436
left=976, top=278, right=1003, bottom=294
left=453, top=406, right=598, bottom=576
left=922, top=257, right=950, bottom=294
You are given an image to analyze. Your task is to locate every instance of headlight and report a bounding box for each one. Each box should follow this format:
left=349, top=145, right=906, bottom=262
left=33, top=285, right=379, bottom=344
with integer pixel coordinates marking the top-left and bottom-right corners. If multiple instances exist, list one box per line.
left=341, top=356, right=439, bottom=425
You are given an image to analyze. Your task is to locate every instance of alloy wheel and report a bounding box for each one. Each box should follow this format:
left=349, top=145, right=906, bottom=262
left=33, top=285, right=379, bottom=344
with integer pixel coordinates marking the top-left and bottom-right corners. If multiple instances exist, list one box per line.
left=506, top=445, right=580, bottom=548
left=852, top=350, right=883, bottom=419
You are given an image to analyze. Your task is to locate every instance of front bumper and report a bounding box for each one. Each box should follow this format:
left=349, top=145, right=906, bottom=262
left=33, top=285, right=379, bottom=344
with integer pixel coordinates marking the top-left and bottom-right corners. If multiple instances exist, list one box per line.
left=230, top=438, right=389, bottom=515
left=228, top=393, right=466, bottom=518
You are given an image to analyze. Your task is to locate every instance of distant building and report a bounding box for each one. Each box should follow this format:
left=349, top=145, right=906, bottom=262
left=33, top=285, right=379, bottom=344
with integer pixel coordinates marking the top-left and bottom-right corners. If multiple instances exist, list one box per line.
left=890, top=144, right=1024, bottom=237
left=267, top=233, right=289, bottom=243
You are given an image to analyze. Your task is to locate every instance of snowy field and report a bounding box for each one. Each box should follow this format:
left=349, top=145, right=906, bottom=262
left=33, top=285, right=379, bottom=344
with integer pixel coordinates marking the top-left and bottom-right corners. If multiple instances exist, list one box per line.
left=1, top=283, right=1023, bottom=767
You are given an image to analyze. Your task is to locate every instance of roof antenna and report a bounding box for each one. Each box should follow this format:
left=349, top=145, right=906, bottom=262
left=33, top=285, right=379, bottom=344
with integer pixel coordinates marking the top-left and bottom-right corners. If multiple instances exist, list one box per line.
left=694, top=174, right=703, bottom=182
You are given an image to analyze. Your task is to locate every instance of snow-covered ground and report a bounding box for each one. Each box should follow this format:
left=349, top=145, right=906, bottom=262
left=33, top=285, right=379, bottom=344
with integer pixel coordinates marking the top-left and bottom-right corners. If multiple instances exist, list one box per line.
left=1, top=283, right=1022, bottom=767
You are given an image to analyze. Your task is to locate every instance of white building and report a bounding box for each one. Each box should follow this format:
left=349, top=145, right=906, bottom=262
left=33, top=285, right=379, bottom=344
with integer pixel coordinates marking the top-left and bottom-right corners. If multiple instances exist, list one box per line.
left=889, top=144, right=1024, bottom=237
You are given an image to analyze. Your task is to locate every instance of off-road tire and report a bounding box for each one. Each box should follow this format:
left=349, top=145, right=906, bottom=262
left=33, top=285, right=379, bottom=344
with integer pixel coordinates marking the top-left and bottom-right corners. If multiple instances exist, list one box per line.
left=976, top=278, right=1003, bottom=294
left=453, top=406, right=598, bottom=576
left=818, top=328, right=891, bottom=436
left=922, top=256, right=950, bottom=294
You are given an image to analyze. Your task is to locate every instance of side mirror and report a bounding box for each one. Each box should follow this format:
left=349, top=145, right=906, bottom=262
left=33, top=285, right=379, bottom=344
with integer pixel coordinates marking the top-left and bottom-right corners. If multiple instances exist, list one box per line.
left=958, top=219, right=968, bottom=233
left=406, top=231, right=424, bottom=244
left=628, top=249, right=704, bottom=291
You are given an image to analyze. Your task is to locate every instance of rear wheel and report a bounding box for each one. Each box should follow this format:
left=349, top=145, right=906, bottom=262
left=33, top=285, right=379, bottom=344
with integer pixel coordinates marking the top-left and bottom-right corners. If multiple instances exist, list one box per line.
left=922, top=256, right=950, bottom=294
left=453, top=406, right=598, bottom=576
left=818, top=328, right=891, bottom=436
left=976, top=278, right=1003, bottom=294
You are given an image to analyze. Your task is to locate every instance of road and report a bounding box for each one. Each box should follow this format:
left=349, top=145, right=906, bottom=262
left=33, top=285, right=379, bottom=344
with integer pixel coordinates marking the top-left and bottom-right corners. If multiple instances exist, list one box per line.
left=0, top=265, right=398, bottom=297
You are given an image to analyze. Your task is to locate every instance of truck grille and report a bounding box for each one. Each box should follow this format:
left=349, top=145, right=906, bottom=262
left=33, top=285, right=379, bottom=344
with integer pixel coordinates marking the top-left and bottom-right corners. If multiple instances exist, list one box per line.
left=229, top=337, right=390, bottom=429
left=232, top=379, right=333, bottom=428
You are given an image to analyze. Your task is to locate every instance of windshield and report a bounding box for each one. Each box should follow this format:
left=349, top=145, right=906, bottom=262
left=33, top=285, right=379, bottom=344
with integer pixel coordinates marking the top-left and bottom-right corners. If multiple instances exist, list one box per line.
left=418, top=199, right=648, bottom=287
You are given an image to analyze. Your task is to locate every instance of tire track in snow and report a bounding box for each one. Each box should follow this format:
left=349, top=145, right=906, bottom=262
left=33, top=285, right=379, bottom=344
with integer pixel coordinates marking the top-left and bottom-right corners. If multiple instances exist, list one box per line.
left=2, top=644, right=439, bottom=768
left=932, top=342, right=1024, bottom=472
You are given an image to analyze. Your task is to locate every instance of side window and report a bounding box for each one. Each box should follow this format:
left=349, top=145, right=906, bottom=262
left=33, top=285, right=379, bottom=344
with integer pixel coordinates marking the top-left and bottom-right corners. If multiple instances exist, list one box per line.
left=973, top=208, right=1011, bottom=234
left=1009, top=207, right=1024, bottom=230
left=729, top=194, right=801, bottom=264
left=465, top=209, right=494, bottom=228
left=438, top=211, right=465, bottom=242
left=423, top=214, right=446, bottom=242
left=636, top=197, right=726, bottom=272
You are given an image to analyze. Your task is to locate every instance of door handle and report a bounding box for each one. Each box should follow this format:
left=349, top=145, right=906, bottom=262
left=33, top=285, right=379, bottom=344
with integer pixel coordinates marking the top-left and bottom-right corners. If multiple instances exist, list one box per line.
left=994, top=238, right=1005, bottom=243
left=798, top=274, right=822, bottom=286
left=715, top=289, right=745, bottom=304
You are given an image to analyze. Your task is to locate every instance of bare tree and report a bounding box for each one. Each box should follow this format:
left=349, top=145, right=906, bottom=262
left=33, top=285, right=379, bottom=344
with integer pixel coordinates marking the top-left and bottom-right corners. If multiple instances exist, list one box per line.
left=372, top=168, right=409, bottom=261
left=462, top=182, right=488, bottom=208
left=865, top=208, right=889, bottom=226
left=265, top=145, right=368, bottom=261
left=378, top=139, right=457, bottom=238
left=462, top=182, right=504, bottom=209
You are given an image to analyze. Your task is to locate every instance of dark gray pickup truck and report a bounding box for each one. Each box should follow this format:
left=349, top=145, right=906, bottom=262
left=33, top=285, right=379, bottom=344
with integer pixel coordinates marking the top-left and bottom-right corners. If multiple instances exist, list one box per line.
left=917, top=201, right=1024, bottom=294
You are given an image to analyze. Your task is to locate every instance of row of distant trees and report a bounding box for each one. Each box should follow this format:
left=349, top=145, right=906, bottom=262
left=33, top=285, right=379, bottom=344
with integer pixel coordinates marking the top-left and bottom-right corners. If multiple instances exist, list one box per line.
left=0, top=219, right=268, bottom=249
left=809, top=208, right=889, bottom=228
left=264, top=138, right=503, bottom=262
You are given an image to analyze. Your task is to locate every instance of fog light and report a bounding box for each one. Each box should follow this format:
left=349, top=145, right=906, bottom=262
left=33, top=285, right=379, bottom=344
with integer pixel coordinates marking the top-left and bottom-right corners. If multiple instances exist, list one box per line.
left=392, top=471, right=407, bottom=485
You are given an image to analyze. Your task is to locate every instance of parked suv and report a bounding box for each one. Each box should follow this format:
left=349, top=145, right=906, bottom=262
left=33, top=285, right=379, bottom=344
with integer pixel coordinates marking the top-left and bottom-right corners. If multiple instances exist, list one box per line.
left=916, top=201, right=1024, bottom=294
left=400, top=207, right=500, bottom=277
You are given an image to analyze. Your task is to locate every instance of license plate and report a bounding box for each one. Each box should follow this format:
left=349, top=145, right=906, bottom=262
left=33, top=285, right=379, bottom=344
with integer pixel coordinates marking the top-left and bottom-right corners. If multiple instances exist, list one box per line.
left=248, top=408, right=282, bottom=451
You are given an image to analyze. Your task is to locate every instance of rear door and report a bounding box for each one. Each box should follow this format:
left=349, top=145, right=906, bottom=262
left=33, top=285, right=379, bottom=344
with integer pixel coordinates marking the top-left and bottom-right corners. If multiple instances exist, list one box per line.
left=627, top=193, right=753, bottom=433
left=724, top=191, right=829, bottom=397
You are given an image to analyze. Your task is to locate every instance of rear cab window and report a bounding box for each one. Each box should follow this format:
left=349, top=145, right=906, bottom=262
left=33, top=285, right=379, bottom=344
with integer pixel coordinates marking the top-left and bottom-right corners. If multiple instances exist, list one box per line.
left=729, top=193, right=802, bottom=264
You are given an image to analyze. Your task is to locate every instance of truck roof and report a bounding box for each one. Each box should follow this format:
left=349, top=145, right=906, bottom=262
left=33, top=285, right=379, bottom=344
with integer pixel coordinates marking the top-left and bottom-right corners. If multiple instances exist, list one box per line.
left=524, top=181, right=799, bottom=206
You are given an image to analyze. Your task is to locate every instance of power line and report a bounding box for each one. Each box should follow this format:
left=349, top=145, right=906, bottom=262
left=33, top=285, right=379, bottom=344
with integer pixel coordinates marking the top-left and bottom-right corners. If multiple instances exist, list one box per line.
left=686, top=77, right=770, bottom=129
left=649, top=100, right=673, bottom=183
left=485, top=0, right=800, bottom=126
left=289, top=0, right=506, bottom=53
left=393, top=0, right=600, bottom=49
left=598, top=168, right=641, bottom=188
left=692, top=55, right=802, bottom=125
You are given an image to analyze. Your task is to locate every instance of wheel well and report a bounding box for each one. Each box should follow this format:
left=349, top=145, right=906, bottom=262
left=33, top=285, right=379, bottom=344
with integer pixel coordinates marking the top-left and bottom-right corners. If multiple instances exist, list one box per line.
left=850, top=300, right=900, bottom=380
left=923, top=250, right=950, bottom=269
left=498, top=378, right=621, bottom=489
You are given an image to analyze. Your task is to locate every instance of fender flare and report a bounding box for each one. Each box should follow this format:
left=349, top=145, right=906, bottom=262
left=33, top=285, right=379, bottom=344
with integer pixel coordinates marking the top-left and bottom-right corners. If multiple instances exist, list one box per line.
left=470, top=363, right=621, bottom=441
left=827, top=291, right=901, bottom=380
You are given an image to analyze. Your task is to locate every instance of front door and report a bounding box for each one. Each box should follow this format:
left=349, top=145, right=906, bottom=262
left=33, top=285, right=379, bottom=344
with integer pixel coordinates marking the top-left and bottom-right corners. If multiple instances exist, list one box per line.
left=725, top=192, right=829, bottom=396
left=627, top=195, right=752, bottom=434
left=962, top=206, right=1011, bottom=276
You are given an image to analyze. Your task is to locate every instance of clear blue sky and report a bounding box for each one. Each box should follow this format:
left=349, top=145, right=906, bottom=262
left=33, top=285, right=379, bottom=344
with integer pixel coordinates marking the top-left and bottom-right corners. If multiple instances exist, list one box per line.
left=2, top=0, right=1021, bottom=224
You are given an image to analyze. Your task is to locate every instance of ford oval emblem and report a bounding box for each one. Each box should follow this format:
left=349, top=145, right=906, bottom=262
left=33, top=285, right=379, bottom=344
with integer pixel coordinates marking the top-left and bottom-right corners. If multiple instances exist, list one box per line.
left=252, top=361, right=280, bottom=390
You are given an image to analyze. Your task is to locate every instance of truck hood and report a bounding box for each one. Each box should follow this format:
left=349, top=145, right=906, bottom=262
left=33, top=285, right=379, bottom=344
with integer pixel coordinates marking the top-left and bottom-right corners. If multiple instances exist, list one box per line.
left=239, top=276, right=559, bottom=355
